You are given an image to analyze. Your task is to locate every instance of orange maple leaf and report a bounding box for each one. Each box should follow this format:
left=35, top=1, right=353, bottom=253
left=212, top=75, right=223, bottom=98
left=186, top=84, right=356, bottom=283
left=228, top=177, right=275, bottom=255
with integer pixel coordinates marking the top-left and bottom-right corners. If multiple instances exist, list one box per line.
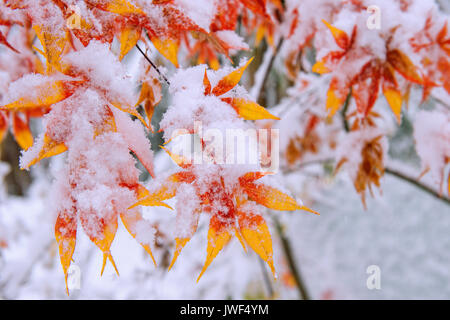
left=203, top=60, right=280, bottom=120
left=313, top=21, right=423, bottom=123
left=131, top=149, right=318, bottom=280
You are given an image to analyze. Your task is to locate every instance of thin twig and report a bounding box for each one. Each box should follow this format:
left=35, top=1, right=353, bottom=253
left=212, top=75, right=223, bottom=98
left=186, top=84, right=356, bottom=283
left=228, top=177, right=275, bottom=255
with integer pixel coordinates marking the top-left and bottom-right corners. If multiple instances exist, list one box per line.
left=256, top=38, right=284, bottom=106
left=341, top=89, right=352, bottom=132
left=273, top=216, right=310, bottom=300
left=337, top=88, right=449, bottom=204
left=282, top=158, right=334, bottom=175
left=281, top=156, right=450, bottom=206
left=431, top=94, right=450, bottom=110
left=135, top=44, right=170, bottom=86
left=257, top=256, right=274, bottom=298
left=252, top=35, right=311, bottom=300
left=385, top=167, right=450, bottom=205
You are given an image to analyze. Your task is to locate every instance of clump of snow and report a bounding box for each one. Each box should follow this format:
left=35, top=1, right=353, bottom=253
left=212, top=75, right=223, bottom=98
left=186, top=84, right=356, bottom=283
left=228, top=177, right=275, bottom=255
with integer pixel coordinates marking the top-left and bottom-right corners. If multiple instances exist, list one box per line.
left=134, top=216, right=156, bottom=246
left=160, top=62, right=252, bottom=141
left=3, top=73, right=78, bottom=105
left=13, top=41, right=156, bottom=250
left=63, top=41, right=137, bottom=107
left=111, top=107, right=154, bottom=176
left=175, top=183, right=201, bottom=239
left=215, top=30, right=249, bottom=51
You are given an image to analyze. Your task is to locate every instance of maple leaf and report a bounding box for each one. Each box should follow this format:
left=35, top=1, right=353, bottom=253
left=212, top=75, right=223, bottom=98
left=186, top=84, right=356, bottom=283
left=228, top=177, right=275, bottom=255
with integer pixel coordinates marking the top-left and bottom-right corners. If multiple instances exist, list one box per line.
left=188, top=31, right=249, bottom=71
left=0, top=39, right=157, bottom=295
left=189, top=36, right=221, bottom=70
left=54, top=180, right=156, bottom=294
left=210, top=0, right=240, bottom=32
left=0, top=108, right=47, bottom=150
left=33, top=24, right=70, bottom=73
left=85, top=0, right=206, bottom=66
left=240, top=1, right=278, bottom=49
left=0, top=112, right=8, bottom=144
left=1, top=43, right=149, bottom=131
left=203, top=59, right=280, bottom=120
left=313, top=20, right=423, bottom=123
left=285, top=114, right=321, bottom=166
left=1, top=77, right=82, bottom=112
left=11, top=0, right=208, bottom=68
left=240, top=0, right=270, bottom=19
left=48, top=105, right=155, bottom=293
left=0, top=27, right=55, bottom=150
left=0, top=70, right=147, bottom=159
left=118, top=24, right=142, bottom=61
left=254, top=18, right=275, bottom=48
left=410, top=18, right=450, bottom=99
left=131, top=148, right=318, bottom=280
left=47, top=104, right=156, bottom=294
left=150, top=36, right=179, bottom=66
left=54, top=205, right=77, bottom=295
left=321, top=19, right=350, bottom=50
left=134, top=62, right=162, bottom=132
left=11, top=113, right=33, bottom=150
left=336, top=126, right=387, bottom=208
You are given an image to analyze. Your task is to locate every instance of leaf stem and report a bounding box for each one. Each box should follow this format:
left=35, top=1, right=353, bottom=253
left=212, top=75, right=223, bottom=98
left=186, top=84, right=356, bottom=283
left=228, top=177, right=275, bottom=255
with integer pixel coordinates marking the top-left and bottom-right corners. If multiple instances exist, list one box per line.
left=273, top=216, right=310, bottom=300
left=258, top=256, right=275, bottom=298
left=384, top=167, right=450, bottom=205
left=341, top=89, right=352, bottom=132
left=135, top=44, right=170, bottom=86
left=256, top=38, right=284, bottom=106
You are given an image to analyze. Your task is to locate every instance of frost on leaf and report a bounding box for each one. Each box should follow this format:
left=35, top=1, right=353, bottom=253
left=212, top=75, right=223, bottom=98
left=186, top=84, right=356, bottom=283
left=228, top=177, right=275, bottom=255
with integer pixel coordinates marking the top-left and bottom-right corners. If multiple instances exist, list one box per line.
left=0, top=40, right=157, bottom=294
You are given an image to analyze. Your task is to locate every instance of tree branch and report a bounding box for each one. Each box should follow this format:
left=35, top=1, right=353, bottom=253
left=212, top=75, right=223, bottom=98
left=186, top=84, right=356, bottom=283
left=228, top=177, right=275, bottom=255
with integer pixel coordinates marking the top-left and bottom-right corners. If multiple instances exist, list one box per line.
left=282, top=157, right=450, bottom=206
left=341, top=90, right=352, bottom=132
left=273, top=216, right=310, bottom=300
left=256, top=38, right=284, bottom=106
left=282, top=158, right=334, bottom=175
left=135, top=44, right=170, bottom=86
left=384, top=167, right=450, bottom=205
left=252, top=36, right=311, bottom=300
left=257, top=256, right=275, bottom=298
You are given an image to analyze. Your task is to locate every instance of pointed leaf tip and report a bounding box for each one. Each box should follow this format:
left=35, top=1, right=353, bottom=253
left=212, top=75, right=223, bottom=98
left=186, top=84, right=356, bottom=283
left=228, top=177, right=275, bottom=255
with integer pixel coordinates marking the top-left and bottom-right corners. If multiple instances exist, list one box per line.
left=322, top=20, right=349, bottom=50
left=197, top=221, right=231, bottom=282
left=238, top=213, right=276, bottom=277
left=223, top=98, right=280, bottom=120
left=168, top=238, right=190, bottom=271
left=212, top=57, right=254, bottom=96
left=203, top=68, right=211, bottom=95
